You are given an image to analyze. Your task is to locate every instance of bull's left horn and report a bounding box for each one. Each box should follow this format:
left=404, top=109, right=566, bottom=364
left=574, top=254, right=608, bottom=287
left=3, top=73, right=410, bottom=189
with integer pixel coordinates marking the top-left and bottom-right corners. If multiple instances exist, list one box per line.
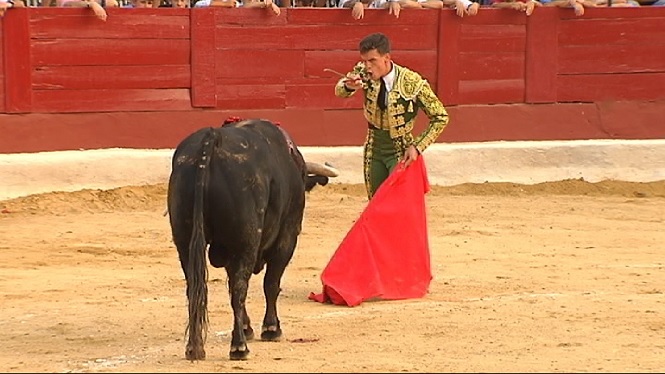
left=305, top=161, right=339, bottom=178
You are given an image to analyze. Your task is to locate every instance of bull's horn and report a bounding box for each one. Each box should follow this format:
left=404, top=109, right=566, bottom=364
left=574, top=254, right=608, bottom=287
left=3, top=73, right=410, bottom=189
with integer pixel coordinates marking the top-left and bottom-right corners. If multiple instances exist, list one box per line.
left=305, top=161, right=339, bottom=178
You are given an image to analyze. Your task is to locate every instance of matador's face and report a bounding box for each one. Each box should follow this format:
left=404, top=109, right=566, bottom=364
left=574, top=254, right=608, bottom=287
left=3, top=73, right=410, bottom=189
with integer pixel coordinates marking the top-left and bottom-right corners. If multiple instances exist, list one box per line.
left=360, top=49, right=392, bottom=81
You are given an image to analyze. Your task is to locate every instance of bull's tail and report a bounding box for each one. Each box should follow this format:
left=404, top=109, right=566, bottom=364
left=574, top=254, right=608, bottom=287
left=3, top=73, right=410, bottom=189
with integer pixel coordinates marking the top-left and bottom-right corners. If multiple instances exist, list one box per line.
left=185, top=127, right=218, bottom=360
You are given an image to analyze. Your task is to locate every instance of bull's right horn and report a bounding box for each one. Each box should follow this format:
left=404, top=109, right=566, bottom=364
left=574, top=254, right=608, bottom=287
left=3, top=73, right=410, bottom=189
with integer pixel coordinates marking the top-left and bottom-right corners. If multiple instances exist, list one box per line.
left=305, top=161, right=339, bottom=178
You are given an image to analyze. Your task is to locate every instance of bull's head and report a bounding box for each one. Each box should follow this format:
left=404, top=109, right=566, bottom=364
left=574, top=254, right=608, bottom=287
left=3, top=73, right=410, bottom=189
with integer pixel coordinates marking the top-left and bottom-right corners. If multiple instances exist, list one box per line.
left=304, top=162, right=339, bottom=192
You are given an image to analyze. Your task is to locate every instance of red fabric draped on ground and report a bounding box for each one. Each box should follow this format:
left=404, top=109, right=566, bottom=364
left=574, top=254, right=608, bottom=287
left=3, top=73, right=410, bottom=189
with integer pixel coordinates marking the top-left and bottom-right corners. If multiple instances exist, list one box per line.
left=308, top=157, right=432, bottom=307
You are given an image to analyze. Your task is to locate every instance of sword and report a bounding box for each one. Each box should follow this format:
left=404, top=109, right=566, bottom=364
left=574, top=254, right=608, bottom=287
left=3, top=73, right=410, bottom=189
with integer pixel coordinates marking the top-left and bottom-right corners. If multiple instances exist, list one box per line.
left=323, top=68, right=352, bottom=79
left=324, top=68, right=366, bottom=86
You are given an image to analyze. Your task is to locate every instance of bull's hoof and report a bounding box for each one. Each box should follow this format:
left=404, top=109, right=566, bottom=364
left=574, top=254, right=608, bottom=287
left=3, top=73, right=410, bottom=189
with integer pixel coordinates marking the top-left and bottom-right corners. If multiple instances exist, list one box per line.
left=229, top=344, right=250, bottom=361
left=260, top=325, right=282, bottom=341
left=244, top=326, right=255, bottom=341
left=185, top=346, right=206, bottom=361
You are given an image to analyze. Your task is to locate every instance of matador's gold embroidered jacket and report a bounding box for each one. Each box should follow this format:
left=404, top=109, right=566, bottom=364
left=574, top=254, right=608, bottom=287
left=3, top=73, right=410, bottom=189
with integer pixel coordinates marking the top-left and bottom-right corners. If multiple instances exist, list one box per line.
left=334, top=62, right=449, bottom=154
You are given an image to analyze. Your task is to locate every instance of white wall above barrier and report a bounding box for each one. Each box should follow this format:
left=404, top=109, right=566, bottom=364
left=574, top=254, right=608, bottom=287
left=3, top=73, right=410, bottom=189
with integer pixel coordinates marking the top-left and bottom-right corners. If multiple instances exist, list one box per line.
left=2, top=139, right=665, bottom=201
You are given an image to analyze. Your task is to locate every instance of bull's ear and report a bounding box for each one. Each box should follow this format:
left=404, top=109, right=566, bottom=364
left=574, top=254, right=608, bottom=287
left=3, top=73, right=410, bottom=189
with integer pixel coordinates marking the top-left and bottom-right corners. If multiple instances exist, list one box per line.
left=305, top=175, right=328, bottom=192
left=305, top=179, right=317, bottom=192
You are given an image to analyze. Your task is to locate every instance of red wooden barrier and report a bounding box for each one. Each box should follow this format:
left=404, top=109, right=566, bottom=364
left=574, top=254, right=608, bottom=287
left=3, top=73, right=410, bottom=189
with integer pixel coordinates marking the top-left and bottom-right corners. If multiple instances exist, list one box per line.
left=1, top=7, right=664, bottom=153
left=0, top=13, right=4, bottom=113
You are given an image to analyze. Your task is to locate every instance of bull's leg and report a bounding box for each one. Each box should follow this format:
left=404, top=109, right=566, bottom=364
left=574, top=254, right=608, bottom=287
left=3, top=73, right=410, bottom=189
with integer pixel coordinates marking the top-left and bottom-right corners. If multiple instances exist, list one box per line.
left=242, top=307, right=254, bottom=341
left=227, top=276, right=255, bottom=342
left=261, top=252, right=292, bottom=341
left=227, top=266, right=253, bottom=360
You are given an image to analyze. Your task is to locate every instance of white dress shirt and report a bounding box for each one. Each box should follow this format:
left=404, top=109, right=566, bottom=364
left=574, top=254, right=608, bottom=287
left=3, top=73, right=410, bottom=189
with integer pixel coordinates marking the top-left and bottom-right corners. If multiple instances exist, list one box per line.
left=380, top=63, right=397, bottom=108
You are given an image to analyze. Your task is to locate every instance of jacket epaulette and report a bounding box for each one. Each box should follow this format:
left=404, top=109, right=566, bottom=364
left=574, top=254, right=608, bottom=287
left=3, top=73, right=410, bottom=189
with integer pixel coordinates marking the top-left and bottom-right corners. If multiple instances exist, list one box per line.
left=396, top=69, right=425, bottom=101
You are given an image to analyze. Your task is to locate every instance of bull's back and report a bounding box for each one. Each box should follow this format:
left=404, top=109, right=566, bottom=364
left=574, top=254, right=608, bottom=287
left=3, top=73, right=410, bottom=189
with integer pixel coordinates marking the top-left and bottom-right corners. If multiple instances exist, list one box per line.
left=206, top=121, right=306, bottom=244
left=168, top=121, right=306, bottom=252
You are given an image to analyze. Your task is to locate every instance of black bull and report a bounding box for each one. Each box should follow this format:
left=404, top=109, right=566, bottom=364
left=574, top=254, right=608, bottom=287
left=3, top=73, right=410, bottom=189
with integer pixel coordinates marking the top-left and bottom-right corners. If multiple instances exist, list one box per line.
left=167, top=119, right=336, bottom=361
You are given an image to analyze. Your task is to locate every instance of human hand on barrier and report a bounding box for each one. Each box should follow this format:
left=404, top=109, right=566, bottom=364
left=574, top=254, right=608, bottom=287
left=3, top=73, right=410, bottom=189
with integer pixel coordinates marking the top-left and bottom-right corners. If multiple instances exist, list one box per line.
left=388, top=1, right=401, bottom=19
left=0, top=2, right=9, bottom=18
left=510, top=1, right=526, bottom=10
left=351, top=1, right=365, bottom=19
left=83, top=0, right=107, bottom=21
left=466, top=1, right=479, bottom=15
left=1, top=0, right=23, bottom=17
left=568, top=0, right=585, bottom=15
left=265, top=0, right=281, bottom=15
left=525, top=0, right=541, bottom=15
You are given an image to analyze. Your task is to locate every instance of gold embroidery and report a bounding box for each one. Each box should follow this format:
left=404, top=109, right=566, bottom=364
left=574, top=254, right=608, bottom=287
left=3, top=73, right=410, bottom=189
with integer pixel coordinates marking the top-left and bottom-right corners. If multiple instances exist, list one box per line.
left=345, top=63, right=449, bottom=153
left=363, top=130, right=374, bottom=199
left=396, top=69, right=425, bottom=100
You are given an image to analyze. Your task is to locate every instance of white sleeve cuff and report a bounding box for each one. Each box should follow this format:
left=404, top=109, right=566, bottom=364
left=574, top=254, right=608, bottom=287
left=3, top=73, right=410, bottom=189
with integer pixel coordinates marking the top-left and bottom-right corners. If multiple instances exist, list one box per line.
left=460, top=0, right=473, bottom=7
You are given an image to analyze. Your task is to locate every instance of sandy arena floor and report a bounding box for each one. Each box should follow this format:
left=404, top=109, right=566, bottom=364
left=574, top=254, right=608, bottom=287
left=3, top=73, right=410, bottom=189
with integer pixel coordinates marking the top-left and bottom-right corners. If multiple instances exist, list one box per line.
left=1, top=180, right=664, bottom=373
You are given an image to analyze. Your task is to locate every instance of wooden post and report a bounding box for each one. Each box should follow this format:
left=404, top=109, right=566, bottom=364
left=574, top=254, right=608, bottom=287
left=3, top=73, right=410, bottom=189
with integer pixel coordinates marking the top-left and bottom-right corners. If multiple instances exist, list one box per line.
left=525, top=7, right=559, bottom=103
left=190, top=7, right=217, bottom=108
left=437, top=10, right=460, bottom=106
left=3, top=8, right=32, bottom=113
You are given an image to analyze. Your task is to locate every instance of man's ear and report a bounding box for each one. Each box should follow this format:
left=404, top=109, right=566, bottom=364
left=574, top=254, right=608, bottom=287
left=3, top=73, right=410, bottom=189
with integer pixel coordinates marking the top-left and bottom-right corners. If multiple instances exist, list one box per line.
left=384, top=53, right=392, bottom=67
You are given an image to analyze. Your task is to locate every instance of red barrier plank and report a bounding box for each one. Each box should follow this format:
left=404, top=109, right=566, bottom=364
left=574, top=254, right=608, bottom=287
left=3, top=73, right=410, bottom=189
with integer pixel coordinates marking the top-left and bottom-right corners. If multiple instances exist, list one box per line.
left=2, top=99, right=664, bottom=153
left=598, top=99, right=665, bottom=139
left=304, top=50, right=359, bottom=80
left=458, top=79, right=524, bottom=104
left=32, top=88, right=192, bottom=112
left=30, top=10, right=190, bottom=39
left=458, top=52, right=524, bottom=81
left=286, top=8, right=359, bottom=25
left=31, top=38, right=190, bottom=66
left=558, top=44, right=665, bottom=74
left=525, top=7, right=558, bottom=103
left=321, top=109, right=369, bottom=146
left=217, top=76, right=328, bottom=85
left=211, top=7, right=288, bottom=26
left=33, top=7, right=183, bottom=17
left=438, top=11, right=460, bottom=105
left=459, top=24, right=526, bottom=53
left=215, top=49, right=305, bottom=80
left=286, top=83, right=342, bottom=109
left=215, top=24, right=438, bottom=51
left=3, top=8, right=32, bottom=113
left=559, top=6, right=665, bottom=20
left=557, top=72, right=665, bottom=102
left=441, top=102, right=606, bottom=142
left=459, top=8, right=527, bottom=25
left=459, top=34, right=525, bottom=54
left=278, top=111, right=332, bottom=147
left=216, top=84, right=285, bottom=109
left=394, top=51, right=438, bottom=83
left=558, top=18, right=665, bottom=46
left=0, top=109, right=333, bottom=152
left=323, top=89, right=365, bottom=110
left=191, top=7, right=216, bottom=108
left=32, top=65, right=190, bottom=90
left=303, top=50, right=437, bottom=83
left=0, top=20, right=5, bottom=113
left=285, top=7, right=440, bottom=26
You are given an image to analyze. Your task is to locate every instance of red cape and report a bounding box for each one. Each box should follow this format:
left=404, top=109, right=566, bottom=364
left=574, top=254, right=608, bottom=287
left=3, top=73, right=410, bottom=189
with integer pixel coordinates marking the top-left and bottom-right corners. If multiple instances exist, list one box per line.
left=308, top=156, right=432, bottom=307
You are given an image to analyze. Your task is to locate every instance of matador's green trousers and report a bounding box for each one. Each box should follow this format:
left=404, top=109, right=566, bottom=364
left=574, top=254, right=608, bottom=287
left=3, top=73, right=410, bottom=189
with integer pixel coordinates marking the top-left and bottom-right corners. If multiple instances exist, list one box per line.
left=363, top=127, right=409, bottom=200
